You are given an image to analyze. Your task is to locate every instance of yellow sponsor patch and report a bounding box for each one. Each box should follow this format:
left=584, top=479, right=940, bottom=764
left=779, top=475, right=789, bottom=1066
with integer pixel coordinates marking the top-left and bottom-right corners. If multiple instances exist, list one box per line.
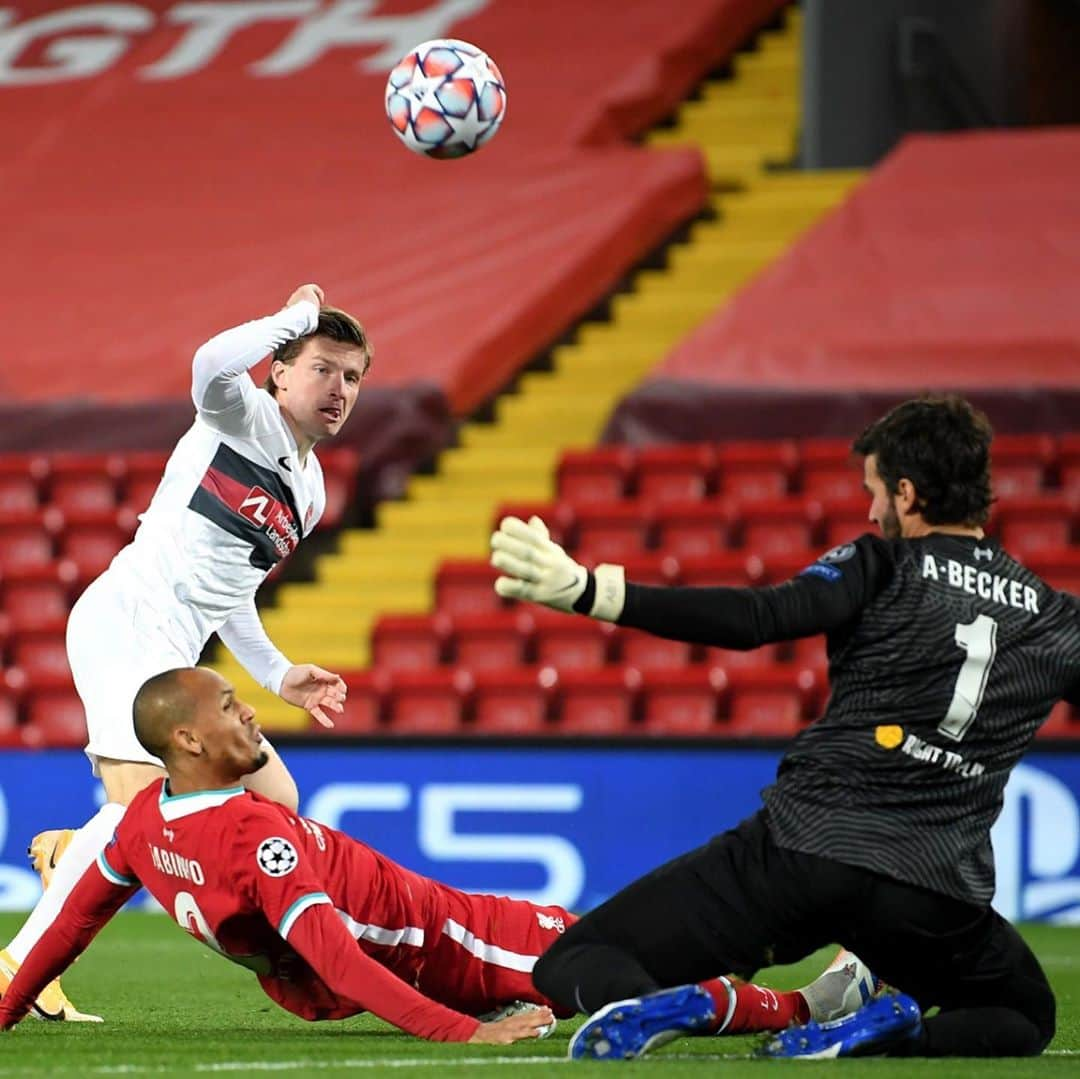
left=875, top=725, right=904, bottom=750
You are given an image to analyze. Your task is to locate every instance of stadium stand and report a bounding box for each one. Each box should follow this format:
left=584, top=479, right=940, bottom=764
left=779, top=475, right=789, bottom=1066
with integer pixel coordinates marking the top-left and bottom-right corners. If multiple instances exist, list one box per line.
left=1, top=0, right=790, bottom=421
left=2, top=2, right=1077, bottom=746
left=607, top=131, right=1080, bottom=443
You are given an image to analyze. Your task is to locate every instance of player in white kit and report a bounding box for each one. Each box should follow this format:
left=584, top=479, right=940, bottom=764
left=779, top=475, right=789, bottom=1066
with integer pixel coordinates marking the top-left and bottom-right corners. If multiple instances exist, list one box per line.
left=0, top=283, right=370, bottom=1020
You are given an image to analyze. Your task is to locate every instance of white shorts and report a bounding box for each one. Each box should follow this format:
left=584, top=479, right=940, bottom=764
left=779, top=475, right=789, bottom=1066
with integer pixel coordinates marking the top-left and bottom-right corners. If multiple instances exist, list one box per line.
left=66, top=573, right=201, bottom=775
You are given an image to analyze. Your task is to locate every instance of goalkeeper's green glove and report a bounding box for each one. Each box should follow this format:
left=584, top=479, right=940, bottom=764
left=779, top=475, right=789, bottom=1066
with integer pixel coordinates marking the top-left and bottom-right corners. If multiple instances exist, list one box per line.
left=489, top=515, right=625, bottom=621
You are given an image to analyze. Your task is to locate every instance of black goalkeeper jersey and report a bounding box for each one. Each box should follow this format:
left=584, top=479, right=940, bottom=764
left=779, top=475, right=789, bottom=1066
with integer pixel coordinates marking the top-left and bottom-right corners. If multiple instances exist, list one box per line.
left=618, top=532, right=1080, bottom=905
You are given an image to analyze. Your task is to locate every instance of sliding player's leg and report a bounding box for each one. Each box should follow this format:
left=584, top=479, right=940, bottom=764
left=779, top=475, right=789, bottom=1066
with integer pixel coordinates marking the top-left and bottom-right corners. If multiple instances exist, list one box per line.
left=418, top=886, right=577, bottom=1024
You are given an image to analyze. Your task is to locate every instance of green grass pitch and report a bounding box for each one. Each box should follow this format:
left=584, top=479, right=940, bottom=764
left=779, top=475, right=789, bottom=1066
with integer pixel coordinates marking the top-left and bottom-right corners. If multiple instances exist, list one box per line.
left=0, top=914, right=1076, bottom=1077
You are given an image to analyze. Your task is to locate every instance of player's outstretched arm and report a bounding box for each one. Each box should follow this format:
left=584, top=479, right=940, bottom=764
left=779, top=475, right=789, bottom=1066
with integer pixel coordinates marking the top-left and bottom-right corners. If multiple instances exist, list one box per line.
left=490, top=516, right=625, bottom=620
left=191, top=284, right=323, bottom=429
left=218, top=604, right=345, bottom=728
left=468, top=1008, right=557, bottom=1044
left=491, top=516, right=876, bottom=649
left=282, top=902, right=483, bottom=1041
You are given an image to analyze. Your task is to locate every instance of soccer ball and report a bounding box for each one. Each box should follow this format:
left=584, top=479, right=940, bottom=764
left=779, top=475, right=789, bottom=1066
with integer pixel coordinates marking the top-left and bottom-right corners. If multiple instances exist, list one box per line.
left=385, top=39, right=507, bottom=159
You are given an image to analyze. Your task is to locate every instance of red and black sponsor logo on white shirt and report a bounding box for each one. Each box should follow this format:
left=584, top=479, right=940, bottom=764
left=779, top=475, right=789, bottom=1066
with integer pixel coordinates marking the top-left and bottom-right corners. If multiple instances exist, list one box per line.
left=189, top=445, right=303, bottom=570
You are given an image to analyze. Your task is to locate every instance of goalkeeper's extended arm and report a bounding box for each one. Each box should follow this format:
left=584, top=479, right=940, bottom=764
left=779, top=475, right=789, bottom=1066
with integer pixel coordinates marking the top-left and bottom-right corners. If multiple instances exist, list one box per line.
left=491, top=516, right=881, bottom=647
left=489, top=516, right=625, bottom=620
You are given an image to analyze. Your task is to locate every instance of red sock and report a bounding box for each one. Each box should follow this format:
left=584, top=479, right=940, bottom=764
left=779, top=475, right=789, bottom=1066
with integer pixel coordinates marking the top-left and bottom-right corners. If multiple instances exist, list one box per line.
left=700, top=977, right=811, bottom=1034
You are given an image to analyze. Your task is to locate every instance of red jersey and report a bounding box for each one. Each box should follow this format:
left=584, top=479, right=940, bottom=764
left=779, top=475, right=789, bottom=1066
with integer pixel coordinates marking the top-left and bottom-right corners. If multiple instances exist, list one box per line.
left=0, top=780, right=480, bottom=1041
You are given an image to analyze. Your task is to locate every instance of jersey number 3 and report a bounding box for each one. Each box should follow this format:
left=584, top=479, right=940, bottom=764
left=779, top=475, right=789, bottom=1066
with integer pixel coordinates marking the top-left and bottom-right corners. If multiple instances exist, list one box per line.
left=937, top=614, right=998, bottom=742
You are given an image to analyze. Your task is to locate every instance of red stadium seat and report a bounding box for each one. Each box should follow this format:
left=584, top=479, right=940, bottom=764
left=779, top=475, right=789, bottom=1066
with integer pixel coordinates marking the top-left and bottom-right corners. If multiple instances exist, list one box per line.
left=1039, top=701, right=1079, bottom=738
left=799, top=439, right=862, bottom=500
left=995, top=495, right=1076, bottom=560
left=616, top=628, right=694, bottom=670
left=316, top=447, right=361, bottom=529
left=727, top=668, right=819, bottom=738
left=387, top=669, right=469, bottom=734
left=0, top=454, right=44, bottom=513
left=0, top=564, right=74, bottom=633
left=23, top=680, right=87, bottom=747
left=557, top=447, right=633, bottom=503
left=0, top=680, right=20, bottom=735
left=791, top=635, right=829, bottom=677
left=0, top=476, right=38, bottom=513
left=759, top=551, right=818, bottom=584
left=639, top=666, right=728, bottom=736
left=573, top=501, right=654, bottom=563
left=714, top=442, right=796, bottom=501
left=58, top=511, right=135, bottom=583
left=990, top=434, right=1054, bottom=497
left=332, top=669, right=389, bottom=733
left=10, top=631, right=70, bottom=681
left=819, top=497, right=872, bottom=549
left=451, top=611, right=532, bottom=670
left=555, top=667, right=639, bottom=735
left=435, top=560, right=502, bottom=615
left=654, top=500, right=734, bottom=559
left=370, top=613, right=450, bottom=671
left=677, top=552, right=759, bottom=587
left=122, top=475, right=161, bottom=515
left=739, top=498, right=822, bottom=557
left=619, top=553, right=680, bottom=587
left=0, top=509, right=60, bottom=574
left=1060, top=434, right=1080, bottom=498
left=634, top=445, right=714, bottom=503
left=0, top=611, right=10, bottom=666
left=532, top=613, right=613, bottom=670
left=1025, top=549, right=1080, bottom=594
left=47, top=454, right=125, bottom=513
left=120, top=451, right=169, bottom=513
left=701, top=642, right=784, bottom=671
left=471, top=667, right=555, bottom=734
left=492, top=502, right=575, bottom=546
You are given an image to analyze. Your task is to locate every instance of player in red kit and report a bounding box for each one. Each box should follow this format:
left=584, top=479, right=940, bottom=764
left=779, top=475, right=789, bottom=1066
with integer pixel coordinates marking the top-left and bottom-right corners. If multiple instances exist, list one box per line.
left=0, top=667, right=565, bottom=1043
left=0, top=666, right=875, bottom=1044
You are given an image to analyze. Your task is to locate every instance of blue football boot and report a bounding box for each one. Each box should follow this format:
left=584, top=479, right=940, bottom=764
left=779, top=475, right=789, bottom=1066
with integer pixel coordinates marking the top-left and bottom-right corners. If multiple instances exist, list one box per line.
left=568, top=984, right=716, bottom=1061
left=758, top=992, right=923, bottom=1059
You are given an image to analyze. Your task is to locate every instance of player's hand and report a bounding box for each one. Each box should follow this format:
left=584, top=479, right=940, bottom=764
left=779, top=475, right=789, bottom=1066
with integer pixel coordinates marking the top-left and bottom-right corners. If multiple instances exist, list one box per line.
left=279, top=664, right=346, bottom=728
left=286, top=283, right=324, bottom=309
left=467, top=1006, right=556, bottom=1044
left=490, top=515, right=588, bottom=613
left=490, top=516, right=626, bottom=621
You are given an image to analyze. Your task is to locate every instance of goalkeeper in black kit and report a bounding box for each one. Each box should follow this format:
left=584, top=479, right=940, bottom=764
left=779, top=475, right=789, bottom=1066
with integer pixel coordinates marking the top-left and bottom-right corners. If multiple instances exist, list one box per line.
left=490, top=395, right=1078, bottom=1061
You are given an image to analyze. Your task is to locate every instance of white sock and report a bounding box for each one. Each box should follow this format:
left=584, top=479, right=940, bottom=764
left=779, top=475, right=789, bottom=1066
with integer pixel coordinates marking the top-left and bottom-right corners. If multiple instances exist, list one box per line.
left=7, top=802, right=127, bottom=964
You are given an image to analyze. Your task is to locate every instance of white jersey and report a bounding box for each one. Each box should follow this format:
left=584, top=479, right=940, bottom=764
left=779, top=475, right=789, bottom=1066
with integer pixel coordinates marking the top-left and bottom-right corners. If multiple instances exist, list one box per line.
left=101, top=299, right=325, bottom=691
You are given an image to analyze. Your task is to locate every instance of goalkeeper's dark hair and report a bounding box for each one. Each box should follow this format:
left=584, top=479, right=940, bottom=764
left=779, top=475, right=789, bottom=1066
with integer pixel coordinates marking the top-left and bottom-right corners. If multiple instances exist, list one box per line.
left=264, top=306, right=372, bottom=396
left=852, top=394, right=994, bottom=527
left=133, top=669, right=196, bottom=762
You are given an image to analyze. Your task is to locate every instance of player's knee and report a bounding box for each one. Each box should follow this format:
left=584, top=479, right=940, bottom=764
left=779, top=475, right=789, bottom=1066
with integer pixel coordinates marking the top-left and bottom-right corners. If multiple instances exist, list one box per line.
left=1025, top=984, right=1056, bottom=1055
left=531, top=936, right=573, bottom=1008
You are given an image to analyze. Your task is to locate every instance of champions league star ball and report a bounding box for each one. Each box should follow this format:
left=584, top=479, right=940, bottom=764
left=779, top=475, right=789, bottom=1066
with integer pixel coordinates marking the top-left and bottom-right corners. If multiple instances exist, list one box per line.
left=385, top=39, right=507, bottom=159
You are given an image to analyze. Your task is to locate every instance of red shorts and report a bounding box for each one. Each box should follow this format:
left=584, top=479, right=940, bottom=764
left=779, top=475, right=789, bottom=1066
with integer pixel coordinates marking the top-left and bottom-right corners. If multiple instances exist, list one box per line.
left=417, top=887, right=577, bottom=1017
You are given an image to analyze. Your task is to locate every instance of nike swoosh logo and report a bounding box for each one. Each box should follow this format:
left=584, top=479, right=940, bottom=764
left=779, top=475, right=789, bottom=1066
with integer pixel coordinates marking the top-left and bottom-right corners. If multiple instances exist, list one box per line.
left=277, top=456, right=292, bottom=471
left=557, top=572, right=579, bottom=593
